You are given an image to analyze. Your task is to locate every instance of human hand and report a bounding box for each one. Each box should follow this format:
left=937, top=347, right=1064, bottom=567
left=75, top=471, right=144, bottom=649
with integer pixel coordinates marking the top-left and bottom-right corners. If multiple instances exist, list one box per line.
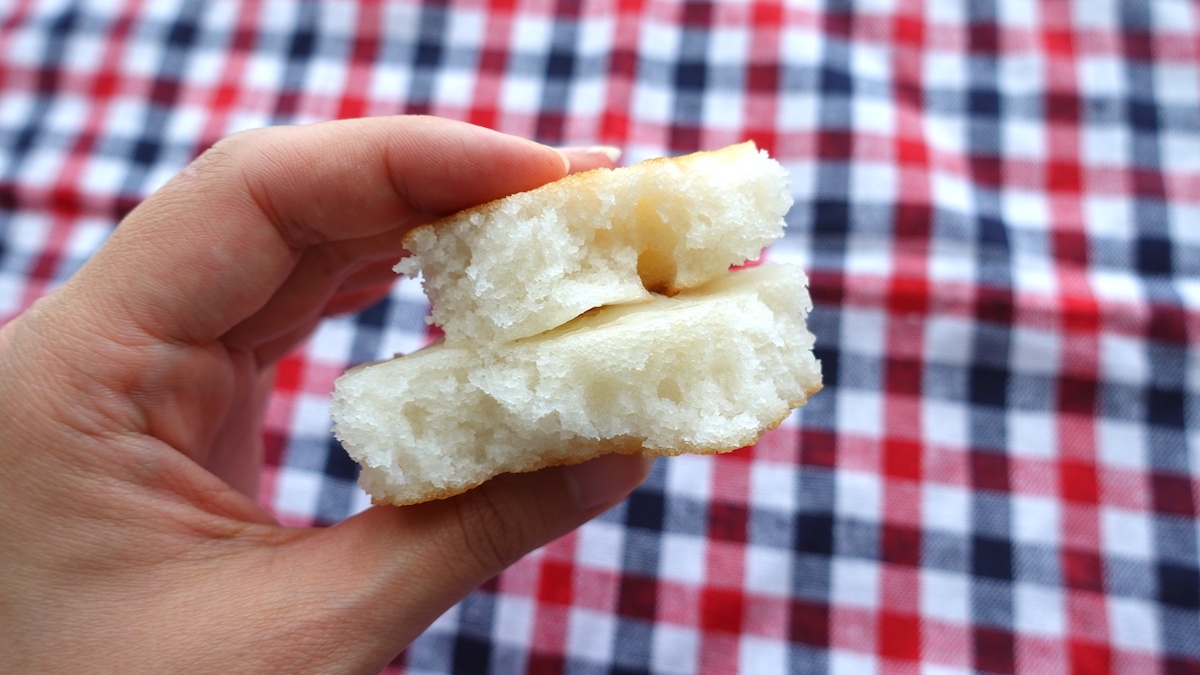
left=0, top=117, right=649, bottom=673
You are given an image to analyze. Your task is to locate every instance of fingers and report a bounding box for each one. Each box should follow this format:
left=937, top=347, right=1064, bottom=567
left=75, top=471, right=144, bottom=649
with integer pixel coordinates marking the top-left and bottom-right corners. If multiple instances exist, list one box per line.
left=274, top=454, right=652, bottom=669
left=59, top=116, right=568, bottom=350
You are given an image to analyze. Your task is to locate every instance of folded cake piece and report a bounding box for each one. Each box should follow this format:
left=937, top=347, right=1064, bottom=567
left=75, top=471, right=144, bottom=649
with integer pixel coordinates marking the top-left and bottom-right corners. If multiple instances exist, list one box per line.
left=332, top=264, right=821, bottom=506
left=396, top=142, right=791, bottom=346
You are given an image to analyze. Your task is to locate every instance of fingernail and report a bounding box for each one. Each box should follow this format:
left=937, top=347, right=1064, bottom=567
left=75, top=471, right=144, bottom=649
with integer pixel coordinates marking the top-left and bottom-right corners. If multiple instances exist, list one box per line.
left=560, top=145, right=623, bottom=163
left=564, top=454, right=653, bottom=512
left=557, top=145, right=623, bottom=173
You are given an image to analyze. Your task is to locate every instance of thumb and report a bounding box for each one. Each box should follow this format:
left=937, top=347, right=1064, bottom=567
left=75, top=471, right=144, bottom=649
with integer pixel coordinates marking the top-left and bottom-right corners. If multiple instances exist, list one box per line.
left=266, top=454, right=651, bottom=672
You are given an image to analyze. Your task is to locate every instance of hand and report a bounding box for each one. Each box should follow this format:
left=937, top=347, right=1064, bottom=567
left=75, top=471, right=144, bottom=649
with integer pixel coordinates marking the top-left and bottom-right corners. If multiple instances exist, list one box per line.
left=0, top=117, right=649, bottom=673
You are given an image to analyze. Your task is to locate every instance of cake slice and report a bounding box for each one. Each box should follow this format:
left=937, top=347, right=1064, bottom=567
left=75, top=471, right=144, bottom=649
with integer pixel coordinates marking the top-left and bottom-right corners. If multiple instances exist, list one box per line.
left=331, top=264, right=821, bottom=506
left=396, top=142, right=791, bottom=346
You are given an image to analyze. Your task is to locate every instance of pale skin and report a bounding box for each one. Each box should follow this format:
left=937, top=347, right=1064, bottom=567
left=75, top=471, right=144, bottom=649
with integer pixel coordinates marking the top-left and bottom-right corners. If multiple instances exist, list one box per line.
left=0, top=116, right=650, bottom=673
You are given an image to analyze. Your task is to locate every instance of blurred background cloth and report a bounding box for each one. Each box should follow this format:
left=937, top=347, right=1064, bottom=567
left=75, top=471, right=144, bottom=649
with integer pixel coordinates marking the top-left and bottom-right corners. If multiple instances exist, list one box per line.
left=1, top=0, right=1198, bottom=673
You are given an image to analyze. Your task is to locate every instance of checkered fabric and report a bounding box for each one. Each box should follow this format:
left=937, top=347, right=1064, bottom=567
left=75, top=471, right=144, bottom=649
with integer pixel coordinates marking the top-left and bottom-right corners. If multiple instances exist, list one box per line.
left=2, top=0, right=1198, bottom=672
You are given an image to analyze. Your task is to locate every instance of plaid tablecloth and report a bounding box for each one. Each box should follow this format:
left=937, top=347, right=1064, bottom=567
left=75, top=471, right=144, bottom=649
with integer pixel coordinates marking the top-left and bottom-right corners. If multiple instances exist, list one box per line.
left=2, top=1, right=1198, bottom=673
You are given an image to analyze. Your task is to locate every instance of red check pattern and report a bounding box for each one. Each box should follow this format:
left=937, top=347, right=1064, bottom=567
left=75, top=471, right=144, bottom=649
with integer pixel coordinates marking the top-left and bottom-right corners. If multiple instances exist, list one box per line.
left=2, top=1, right=1198, bottom=673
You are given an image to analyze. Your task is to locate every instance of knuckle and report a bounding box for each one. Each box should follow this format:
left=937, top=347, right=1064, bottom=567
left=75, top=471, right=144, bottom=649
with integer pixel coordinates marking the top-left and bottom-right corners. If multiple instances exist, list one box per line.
left=186, top=127, right=290, bottom=186
left=186, top=128, right=322, bottom=250
left=189, top=128, right=261, bottom=175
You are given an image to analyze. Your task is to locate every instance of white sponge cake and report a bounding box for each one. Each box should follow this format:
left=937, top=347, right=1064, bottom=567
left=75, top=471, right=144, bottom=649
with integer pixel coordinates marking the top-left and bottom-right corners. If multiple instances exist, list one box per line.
left=332, top=142, right=821, bottom=506
left=396, top=142, right=791, bottom=346
left=332, top=265, right=820, bottom=506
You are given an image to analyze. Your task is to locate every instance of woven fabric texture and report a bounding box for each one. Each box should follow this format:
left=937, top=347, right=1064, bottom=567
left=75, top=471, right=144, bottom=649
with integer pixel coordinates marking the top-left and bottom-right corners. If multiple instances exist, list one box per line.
left=1, top=1, right=1197, bottom=673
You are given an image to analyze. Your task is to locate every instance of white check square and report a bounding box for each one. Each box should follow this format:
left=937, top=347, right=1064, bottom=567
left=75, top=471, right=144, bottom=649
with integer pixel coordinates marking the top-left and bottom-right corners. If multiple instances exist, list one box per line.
left=246, top=49, right=287, bottom=90
left=650, top=624, right=699, bottom=675
left=740, top=635, right=787, bottom=674
left=781, top=26, right=822, bottom=67
left=631, top=79, right=672, bottom=124
left=924, top=0, right=965, bottom=24
left=493, top=594, right=535, bottom=646
left=567, top=607, right=616, bottom=663
left=930, top=237, right=976, bottom=284
left=6, top=22, right=47, bottom=67
left=922, top=399, right=969, bottom=448
left=850, top=161, right=897, bottom=203
left=1151, top=0, right=1196, bottom=32
left=1077, top=56, right=1125, bottom=98
left=922, top=51, right=966, bottom=90
left=1100, top=506, right=1153, bottom=560
left=369, top=67, right=414, bottom=106
left=922, top=483, right=971, bottom=535
left=844, top=234, right=894, bottom=276
left=708, top=27, right=747, bottom=65
left=1001, top=189, right=1049, bottom=231
left=1007, top=410, right=1057, bottom=459
left=920, top=568, right=971, bottom=623
left=1090, top=269, right=1144, bottom=303
left=840, top=307, right=888, bottom=358
left=1108, top=596, right=1161, bottom=651
left=831, top=648, right=878, bottom=675
left=750, top=461, right=796, bottom=512
left=853, top=97, right=895, bottom=136
left=745, top=544, right=791, bottom=597
left=924, top=316, right=975, bottom=366
left=1001, top=118, right=1046, bottom=160
left=659, top=533, right=706, bottom=585
left=310, top=317, right=356, bottom=363
left=1154, top=64, right=1200, bottom=105
left=850, top=43, right=890, bottom=83
left=0, top=273, right=20, bottom=318
left=1169, top=204, right=1200, bottom=246
left=1070, top=0, right=1120, bottom=30
left=831, top=556, right=879, bottom=608
left=294, top=392, right=334, bottom=438
left=665, top=453, right=713, bottom=502
left=8, top=214, right=49, bottom=256
left=443, top=7, right=485, bottom=49
left=500, top=77, right=542, bottom=115
left=81, top=154, right=129, bottom=196
left=1011, top=494, right=1061, bottom=546
left=1010, top=326, right=1061, bottom=375
left=434, top=69, right=476, bottom=107
left=1084, top=195, right=1135, bottom=240
left=997, top=53, right=1043, bottom=95
left=275, top=468, right=323, bottom=518
left=997, top=0, right=1038, bottom=26
left=1161, top=129, right=1200, bottom=172
left=704, top=87, right=743, bottom=131
left=512, top=14, right=553, bottom=54
left=638, top=20, right=680, bottom=61
left=64, top=218, right=111, bottom=262
left=837, top=388, right=884, bottom=439
left=836, top=470, right=882, bottom=523
left=22, top=146, right=66, bottom=191
left=1014, top=582, right=1065, bottom=636
left=1081, top=125, right=1130, bottom=166
left=1096, top=419, right=1148, bottom=470
left=575, top=520, right=625, bottom=571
